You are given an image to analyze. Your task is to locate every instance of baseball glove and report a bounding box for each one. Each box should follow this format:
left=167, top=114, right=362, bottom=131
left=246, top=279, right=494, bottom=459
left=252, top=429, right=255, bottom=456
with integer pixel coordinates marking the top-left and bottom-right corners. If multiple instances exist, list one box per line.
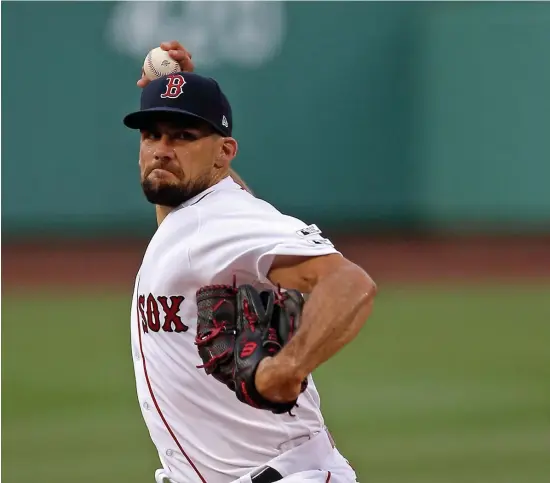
left=233, top=284, right=308, bottom=414
left=195, top=284, right=238, bottom=390
left=195, top=282, right=307, bottom=414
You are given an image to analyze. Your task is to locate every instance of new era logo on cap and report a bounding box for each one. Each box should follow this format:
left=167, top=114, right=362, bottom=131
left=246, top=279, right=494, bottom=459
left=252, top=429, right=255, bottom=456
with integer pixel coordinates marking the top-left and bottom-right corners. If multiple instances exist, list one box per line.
left=222, top=115, right=228, bottom=128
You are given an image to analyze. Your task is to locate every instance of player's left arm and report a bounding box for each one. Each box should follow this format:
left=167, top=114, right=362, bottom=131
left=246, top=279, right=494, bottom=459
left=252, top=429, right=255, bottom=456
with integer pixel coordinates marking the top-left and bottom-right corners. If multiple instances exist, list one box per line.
left=255, top=253, right=377, bottom=403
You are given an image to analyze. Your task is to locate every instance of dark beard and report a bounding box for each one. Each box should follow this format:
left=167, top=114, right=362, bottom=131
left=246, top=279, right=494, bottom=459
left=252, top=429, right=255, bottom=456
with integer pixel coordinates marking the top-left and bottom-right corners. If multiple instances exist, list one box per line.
left=141, top=178, right=210, bottom=207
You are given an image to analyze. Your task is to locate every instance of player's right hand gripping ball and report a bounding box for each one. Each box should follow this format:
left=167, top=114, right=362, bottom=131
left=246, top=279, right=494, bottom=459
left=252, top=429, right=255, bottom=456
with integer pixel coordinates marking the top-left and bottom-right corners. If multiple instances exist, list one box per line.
left=233, top=285, right=308, bottom=415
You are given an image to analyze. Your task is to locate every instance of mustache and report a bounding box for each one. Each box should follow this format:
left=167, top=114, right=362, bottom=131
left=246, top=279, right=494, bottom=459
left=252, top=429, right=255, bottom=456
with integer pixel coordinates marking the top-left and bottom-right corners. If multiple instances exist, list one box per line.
left=144, top=161, right=182, bottom=178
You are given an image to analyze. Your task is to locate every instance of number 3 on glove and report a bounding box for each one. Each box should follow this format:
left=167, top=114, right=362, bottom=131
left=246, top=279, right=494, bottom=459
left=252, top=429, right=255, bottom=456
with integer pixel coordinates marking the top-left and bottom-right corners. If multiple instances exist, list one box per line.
left=195, top=282, right=308, bottom=415
left=233, top=284, right=308, bottom=415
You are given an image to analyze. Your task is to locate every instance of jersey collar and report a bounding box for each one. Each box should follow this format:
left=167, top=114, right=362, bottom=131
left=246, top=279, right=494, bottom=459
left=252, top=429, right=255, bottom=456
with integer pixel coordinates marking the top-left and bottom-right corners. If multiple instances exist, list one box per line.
left=178, top=175, right=241, bottom=209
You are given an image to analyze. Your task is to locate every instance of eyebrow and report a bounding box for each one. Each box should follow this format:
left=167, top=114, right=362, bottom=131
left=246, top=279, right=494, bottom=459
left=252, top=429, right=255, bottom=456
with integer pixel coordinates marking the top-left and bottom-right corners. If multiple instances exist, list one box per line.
left=142, top=125, right=214, bottom=137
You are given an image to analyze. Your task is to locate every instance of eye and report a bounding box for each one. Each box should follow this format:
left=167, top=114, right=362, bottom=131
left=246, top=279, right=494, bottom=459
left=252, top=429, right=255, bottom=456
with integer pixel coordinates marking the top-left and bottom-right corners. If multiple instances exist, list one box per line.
left=174, top=130, right=199, bottom=141
left=141, top=131, right=161, bottom=141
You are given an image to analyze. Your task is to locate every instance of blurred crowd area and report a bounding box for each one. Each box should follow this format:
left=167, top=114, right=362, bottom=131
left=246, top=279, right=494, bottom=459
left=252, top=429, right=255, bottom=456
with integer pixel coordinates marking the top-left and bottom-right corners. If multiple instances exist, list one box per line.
left=3, top=1, right=550, bottom=243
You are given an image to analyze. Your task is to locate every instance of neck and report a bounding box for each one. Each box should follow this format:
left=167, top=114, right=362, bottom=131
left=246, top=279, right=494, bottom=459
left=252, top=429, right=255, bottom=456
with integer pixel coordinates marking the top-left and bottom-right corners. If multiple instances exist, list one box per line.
left=155, top=205, right=173, bottom=226
left=155, top=172, right=230, bottom=227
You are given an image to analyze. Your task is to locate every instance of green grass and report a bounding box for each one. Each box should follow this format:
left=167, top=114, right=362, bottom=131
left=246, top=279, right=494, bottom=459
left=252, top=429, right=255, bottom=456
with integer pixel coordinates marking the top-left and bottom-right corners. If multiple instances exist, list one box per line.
left=2, top=285, right=550, bottom=483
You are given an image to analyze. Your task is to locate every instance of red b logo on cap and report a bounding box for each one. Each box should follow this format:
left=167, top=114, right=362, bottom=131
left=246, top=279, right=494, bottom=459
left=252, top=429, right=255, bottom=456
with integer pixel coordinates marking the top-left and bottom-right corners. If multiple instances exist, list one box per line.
left=160, top=75, right=186, bottom=99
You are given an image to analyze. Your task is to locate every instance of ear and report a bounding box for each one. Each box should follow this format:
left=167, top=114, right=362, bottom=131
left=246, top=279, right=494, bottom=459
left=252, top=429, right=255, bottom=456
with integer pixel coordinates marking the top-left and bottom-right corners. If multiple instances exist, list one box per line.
left=214, top=137, right=238, bottom=168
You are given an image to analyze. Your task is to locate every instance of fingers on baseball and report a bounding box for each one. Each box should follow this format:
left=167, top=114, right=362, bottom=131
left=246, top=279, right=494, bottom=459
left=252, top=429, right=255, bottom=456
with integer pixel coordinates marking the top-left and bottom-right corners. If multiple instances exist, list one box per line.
left=161, top=41, right=193, bottom=58
left=160, top=40, right=179, bottom=50
left=137, top=78, right=148, bottom=87
left=160, top=41, right=194, bottom=71
left=181, top=58, right=195, bottom=72
left=137, top=41, right=194, bottom=87
left=168, top=51, right=194, bottom=72
left=137, top=67, right=149, bottom=87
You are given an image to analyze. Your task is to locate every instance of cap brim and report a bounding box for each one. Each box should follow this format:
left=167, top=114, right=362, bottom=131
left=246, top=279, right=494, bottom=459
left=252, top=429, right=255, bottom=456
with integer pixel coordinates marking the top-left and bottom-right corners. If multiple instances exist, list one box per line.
left=123, top=107, right=224, bottom=135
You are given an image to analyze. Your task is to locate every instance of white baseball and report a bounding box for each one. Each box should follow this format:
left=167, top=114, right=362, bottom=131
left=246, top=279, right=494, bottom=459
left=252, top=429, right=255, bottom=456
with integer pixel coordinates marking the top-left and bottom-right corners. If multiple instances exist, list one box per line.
left=142, top=47, right=181, bottom=81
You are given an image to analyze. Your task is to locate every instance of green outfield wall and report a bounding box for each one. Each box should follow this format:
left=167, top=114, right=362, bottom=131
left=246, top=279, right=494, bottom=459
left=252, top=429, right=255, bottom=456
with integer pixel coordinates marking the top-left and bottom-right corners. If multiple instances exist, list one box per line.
left=3, top=2, right=549, bottom=237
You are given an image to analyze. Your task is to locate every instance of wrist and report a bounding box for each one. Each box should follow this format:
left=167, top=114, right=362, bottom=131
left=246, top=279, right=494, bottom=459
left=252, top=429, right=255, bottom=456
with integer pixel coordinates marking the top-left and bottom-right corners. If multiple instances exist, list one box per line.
left=255, top=355, right=304, bottom=403
left=271, top=349, right=308, bottom=384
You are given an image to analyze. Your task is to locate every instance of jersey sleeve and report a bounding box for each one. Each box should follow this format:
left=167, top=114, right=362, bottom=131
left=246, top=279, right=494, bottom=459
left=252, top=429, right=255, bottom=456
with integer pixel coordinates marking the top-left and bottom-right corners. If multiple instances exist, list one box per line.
left=189, top=204, right=340, bottom=285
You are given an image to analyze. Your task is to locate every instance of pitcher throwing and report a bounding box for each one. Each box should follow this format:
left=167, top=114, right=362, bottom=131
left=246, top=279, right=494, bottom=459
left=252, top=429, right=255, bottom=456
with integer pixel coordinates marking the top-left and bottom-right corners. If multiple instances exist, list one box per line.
left=124, top=41, right=377, bottom=483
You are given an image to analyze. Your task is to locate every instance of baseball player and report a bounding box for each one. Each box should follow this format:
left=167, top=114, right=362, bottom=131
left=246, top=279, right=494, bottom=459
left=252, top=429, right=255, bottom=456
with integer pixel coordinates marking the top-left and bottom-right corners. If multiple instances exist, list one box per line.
left=124, top=41, right=377, bottom=483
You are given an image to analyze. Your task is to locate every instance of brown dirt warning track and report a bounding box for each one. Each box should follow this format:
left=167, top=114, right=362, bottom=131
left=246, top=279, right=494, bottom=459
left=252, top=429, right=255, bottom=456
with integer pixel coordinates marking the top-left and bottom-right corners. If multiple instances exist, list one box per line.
left=3, top=234, right=550, bottom=292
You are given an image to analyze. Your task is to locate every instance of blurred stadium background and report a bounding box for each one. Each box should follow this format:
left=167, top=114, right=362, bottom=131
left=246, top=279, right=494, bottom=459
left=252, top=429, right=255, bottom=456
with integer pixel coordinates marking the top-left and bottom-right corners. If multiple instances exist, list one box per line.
left=2, top=2, right=550, bottom=483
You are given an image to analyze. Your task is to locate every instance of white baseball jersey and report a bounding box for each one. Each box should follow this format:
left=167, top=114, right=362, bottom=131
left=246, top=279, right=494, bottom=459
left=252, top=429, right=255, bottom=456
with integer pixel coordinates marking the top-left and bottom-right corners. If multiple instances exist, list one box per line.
left=130, top=176, right=342, bottom=483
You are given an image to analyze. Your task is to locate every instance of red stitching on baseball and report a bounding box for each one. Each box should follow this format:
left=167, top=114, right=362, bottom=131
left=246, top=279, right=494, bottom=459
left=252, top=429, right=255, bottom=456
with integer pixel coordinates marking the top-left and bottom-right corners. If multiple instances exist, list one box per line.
left=147, top=51, right=179, bottom=78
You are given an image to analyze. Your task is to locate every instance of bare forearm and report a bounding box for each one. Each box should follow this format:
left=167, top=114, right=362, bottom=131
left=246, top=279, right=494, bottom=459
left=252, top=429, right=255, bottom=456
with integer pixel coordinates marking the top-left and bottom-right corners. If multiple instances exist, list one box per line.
left=280, top=264, right=376, bottom=380
left=255, top=255, right=376, bottom=403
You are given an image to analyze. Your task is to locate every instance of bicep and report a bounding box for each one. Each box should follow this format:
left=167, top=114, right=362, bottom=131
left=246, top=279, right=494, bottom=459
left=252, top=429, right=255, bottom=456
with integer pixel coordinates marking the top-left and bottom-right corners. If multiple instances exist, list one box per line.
left=267, top=253, right=347, bottom=293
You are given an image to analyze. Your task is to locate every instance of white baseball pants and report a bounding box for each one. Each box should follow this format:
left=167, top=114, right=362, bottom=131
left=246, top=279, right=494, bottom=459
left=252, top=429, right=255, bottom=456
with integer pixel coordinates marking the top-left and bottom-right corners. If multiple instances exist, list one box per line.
left=155, top=429, right=358, bottom=483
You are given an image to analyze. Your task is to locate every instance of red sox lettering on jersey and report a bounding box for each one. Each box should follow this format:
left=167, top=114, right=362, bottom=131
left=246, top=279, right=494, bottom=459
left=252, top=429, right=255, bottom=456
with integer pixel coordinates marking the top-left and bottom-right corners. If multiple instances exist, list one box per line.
left=131, top=176, right=357, bottom=483
left=137, top=294, right=188, bottom=333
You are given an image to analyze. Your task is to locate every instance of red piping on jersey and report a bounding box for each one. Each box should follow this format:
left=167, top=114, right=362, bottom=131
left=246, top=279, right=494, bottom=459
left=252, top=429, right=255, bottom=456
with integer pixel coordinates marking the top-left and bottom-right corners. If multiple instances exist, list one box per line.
left=325, top=471, right=332, bottom=483
left=136, top=286, right=208, bottom=483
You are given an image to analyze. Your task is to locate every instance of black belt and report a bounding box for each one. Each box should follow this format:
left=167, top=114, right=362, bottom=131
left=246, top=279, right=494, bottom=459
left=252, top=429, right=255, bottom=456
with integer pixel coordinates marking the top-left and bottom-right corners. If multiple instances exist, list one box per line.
left=250, top=466, right=283, bottom=483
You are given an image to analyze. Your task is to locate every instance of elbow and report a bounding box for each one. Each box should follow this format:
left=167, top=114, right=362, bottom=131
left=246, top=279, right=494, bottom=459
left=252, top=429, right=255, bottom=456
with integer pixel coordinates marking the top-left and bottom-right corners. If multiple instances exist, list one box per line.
left=355, top=269, right=376, bottom=327
left=366, top=273, right=378, bottom=302
left=328, top=260, right=377, bottom=318
left=349, top=262, right=377, bottom=303
left=359, top=275, right=377, bottom=319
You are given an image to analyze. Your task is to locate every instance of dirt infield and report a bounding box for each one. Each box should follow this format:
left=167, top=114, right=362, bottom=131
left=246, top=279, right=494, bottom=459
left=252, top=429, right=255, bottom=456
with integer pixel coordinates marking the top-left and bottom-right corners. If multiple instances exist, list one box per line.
left=3, top=234, right=550, bottom=291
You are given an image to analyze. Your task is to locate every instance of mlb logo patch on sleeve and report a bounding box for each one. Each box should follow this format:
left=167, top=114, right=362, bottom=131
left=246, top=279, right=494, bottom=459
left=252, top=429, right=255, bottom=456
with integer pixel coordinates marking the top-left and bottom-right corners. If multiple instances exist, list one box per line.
left=306, top=237, right=334, bottom=247
left=296, top=224, right=321, bottom=237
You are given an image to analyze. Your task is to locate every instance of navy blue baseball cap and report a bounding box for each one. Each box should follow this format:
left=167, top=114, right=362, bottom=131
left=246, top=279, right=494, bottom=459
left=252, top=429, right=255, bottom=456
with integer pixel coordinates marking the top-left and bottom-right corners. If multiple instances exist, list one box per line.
left=123, top=72, right=232, bottom=136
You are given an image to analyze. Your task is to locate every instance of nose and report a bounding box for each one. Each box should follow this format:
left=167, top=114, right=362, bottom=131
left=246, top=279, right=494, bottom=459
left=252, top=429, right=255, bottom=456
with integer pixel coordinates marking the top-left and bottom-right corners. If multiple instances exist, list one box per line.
left=154, top=136, right=175, bottom=162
